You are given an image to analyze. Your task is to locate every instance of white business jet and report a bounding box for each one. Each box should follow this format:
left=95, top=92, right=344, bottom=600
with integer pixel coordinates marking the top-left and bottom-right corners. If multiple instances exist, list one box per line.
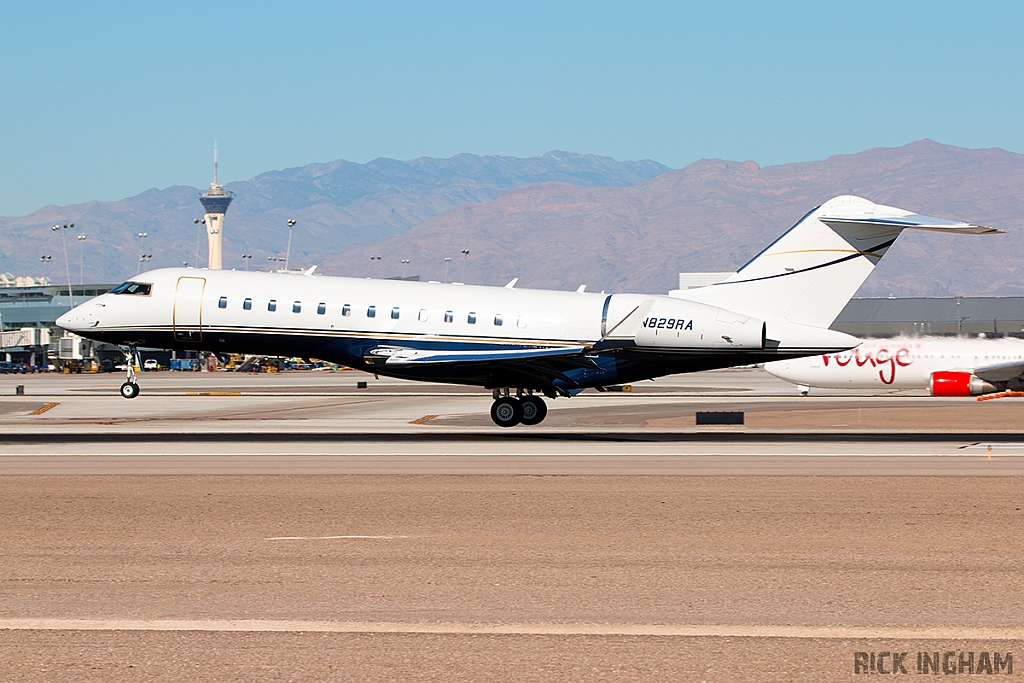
left=57, top=195, right=997, bottom=427
left=766, top=336, right=1024, bottom=396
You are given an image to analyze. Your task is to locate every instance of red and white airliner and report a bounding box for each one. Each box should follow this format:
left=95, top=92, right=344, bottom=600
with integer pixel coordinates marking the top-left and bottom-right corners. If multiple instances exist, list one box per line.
left=765, top=336, right=1024, bottom=396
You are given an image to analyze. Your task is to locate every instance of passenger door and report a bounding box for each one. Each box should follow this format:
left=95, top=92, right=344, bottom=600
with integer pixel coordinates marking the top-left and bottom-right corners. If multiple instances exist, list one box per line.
left=173, top=277, right=206, bottom=342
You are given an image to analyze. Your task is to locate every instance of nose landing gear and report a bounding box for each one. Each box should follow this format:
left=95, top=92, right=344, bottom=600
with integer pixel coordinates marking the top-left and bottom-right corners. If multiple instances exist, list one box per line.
left=120, top=346, right=140, bottom=399
left=489, top=389, right=548, bottom=428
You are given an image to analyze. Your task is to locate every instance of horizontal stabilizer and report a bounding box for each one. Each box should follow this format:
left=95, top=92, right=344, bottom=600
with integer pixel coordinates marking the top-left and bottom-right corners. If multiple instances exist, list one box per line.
left=681, top=195, right=999, bottom=329
left=377, top=345, right=587, bottom=365
left=820, top=214, right=1000, bottom=235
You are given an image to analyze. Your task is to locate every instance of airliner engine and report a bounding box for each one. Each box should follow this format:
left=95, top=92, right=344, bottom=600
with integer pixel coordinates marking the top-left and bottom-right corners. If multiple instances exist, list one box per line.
left=929, top=371, right=997, bottom=396
left=628, top=298, right=765, bottom=350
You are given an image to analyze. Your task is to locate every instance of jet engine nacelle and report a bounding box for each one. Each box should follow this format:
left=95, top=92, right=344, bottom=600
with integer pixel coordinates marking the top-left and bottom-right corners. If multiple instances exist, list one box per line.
left=929, top=371, right=997, bottom=396
left=632, top=298, right=765, bottom=350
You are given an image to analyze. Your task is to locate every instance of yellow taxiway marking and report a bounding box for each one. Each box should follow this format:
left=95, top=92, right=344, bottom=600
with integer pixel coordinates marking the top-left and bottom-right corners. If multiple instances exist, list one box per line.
left=28, top=402, right=59, bottom=416
left=409, top=414, right=437, bottom=424
left=1, top=620, right=1023, bottom=639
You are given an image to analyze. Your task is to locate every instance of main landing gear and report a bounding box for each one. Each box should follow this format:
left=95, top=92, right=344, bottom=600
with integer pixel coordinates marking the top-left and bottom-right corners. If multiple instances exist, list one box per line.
left=490, top=389, right=548, bottom=428
left=120, top=346, right=140, bottom=399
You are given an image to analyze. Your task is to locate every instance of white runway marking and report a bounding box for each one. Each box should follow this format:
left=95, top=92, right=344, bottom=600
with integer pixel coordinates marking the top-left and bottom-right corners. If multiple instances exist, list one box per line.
left=266, top=535, right=408, bottom=540
left=1, top=619, right=1023, bottom=640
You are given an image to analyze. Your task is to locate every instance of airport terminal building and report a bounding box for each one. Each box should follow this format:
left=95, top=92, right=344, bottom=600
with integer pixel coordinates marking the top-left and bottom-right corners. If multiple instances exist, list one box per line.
left=0, top=279, right=115, bottom=367
left=832, top=296, right=1024, bottom=337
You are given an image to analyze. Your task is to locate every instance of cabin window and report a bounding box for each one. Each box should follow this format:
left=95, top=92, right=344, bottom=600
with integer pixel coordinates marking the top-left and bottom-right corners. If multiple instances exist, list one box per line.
left=218, top=296, right=227, bottom=309
left=494, top=314, right=503, bottom=326
left=293, top=301, right=302, bottom=313
left=317, top=302, right=326, bottom=315
left=342, top=304, right=351, bottom=317
left=444, top=311, right=453, bottom=323
left=516, top=315, right=527, bottom=329
left=367, top=305, right=376, bottom=318
left=418, top=309, right=428, bottom=322
left=467, top=312, right=476, bottom=324
left=391, top=307, right=400, bottom=319
left=243, top=298, right=252, bottom=310
left=268, top=299, right=277, bottom=312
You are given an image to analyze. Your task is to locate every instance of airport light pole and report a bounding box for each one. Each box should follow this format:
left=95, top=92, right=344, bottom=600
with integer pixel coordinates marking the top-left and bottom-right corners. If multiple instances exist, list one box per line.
left=370, top=255, right=381, bottom=278
left=51, top=223, right=76, bottom=307
left=76, top=234, right=87, bottom=285
left=401, top=259, right=410, bottom=279
left=267, top=255, right=286, bottom=271
left=39, top=254, right=52, bottom=282
left=460, top=249, right=470, bottom=283
left=443, top=257, right=451, bottom=283
left=284, top=219, right=297, bottom=271
left=241, top=254, right=252, bottom=271
left=136, top=232, right=148, bottom=275
left=956, top=298, right=968, bottom=336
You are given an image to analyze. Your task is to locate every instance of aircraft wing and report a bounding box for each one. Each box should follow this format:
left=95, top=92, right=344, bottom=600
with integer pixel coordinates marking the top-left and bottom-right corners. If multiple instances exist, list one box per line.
left=372, top=345, right=589, bottom=365
left=973, top=360, right=1024, bottom=383
left=364, top=344, right=597, bottom=397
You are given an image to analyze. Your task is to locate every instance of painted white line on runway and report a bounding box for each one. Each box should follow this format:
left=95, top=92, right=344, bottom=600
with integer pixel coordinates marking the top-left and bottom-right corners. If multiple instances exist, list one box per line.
left=266, top=535, right=408, bottom=540
left=1, top=619, right=1023, bottom=640
left=1, top=449, right=1019, bottom=457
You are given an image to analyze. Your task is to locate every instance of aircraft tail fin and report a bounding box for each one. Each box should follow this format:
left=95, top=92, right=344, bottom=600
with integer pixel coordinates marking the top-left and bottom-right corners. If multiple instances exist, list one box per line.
left=681, top=195, right=998, bottom=329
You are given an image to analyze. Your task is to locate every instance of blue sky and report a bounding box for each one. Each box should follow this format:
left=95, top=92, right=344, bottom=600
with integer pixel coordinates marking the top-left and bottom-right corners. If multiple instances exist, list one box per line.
left=1, top=1, right=1022, bottom=216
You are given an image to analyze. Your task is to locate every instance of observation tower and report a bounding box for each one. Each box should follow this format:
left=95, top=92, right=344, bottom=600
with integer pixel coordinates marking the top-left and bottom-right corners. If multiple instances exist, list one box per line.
left=199, top=145, right=233, bottom=269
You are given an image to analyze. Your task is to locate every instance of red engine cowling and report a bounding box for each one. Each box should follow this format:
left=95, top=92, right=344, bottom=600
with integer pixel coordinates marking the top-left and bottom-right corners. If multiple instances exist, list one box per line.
left=930, top=371, right=997, bottom=396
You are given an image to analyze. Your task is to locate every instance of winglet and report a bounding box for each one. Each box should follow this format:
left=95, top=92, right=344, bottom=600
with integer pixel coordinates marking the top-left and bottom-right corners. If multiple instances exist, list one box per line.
left=505, top=278, right=518, bottom=289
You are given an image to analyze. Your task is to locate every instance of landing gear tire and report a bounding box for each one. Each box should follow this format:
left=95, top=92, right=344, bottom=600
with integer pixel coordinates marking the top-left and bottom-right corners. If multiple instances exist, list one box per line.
left=519, top=396, right=548, bottom=425
left=490, top=397, right=522, bottom=428
left=119, top=346, right=140, bottom=399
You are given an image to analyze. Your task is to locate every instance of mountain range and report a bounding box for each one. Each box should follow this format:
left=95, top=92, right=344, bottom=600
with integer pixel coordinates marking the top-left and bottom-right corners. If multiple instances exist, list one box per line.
left=2, top=141, right=1022, bottom=298
left=0, top=152, right=668, bottom=283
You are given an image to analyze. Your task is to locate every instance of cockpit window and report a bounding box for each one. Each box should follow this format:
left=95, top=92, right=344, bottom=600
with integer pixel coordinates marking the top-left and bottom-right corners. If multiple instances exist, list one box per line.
left=110, top=281, right=152, bottom=296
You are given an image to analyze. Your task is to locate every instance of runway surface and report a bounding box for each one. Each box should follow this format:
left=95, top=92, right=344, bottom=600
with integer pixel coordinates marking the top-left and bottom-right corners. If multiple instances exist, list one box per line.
left=3, top=367, right=1024, bottom=437
left=2, top=369, right=1023, bottom=682
left=2, top=475, right=1023, bottom=681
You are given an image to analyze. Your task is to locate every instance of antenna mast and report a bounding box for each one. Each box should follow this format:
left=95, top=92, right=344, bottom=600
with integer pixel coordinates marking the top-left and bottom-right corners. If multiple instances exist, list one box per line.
left=213, top=141, right=218, bottom=185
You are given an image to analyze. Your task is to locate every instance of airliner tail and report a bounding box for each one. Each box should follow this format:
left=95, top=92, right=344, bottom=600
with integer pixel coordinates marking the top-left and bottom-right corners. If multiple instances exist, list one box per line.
left=682, top=195, right=998, bottom=329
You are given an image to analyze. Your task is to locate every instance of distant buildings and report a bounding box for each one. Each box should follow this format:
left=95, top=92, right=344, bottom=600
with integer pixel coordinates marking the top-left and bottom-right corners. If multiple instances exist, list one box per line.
left=0, top=280, right=115, bottom=366
left=0, top=273, right=50, bottom=288
left=833, top=297, right=1024, bottom=338
left=0, top=280, right=114, bottom=332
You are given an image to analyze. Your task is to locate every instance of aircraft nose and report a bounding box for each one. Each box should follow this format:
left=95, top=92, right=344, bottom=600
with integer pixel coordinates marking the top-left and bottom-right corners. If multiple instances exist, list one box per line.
left=762, top=360, right=789, bottom=379
left=57, top=306, right=90, bottom=332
